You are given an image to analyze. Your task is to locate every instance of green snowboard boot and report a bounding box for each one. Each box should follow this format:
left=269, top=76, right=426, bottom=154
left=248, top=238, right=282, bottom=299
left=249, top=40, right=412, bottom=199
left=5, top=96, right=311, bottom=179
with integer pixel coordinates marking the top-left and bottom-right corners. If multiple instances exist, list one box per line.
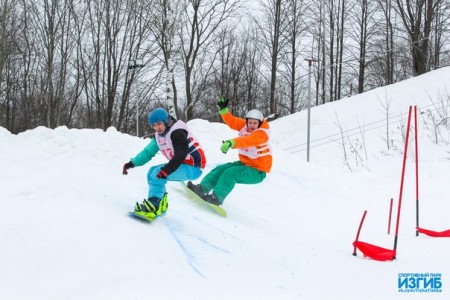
left=134, top=193, right=168, bottom=219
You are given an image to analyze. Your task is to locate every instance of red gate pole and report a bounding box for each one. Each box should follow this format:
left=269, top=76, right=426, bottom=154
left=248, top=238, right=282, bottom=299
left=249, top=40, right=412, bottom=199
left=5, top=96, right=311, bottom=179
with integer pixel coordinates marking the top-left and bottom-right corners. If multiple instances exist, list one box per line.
left=414, top=106, right=420, bottom=236
left=353, top=210, right=368, bottom=256
left=393, top=106, right=413, bottom=259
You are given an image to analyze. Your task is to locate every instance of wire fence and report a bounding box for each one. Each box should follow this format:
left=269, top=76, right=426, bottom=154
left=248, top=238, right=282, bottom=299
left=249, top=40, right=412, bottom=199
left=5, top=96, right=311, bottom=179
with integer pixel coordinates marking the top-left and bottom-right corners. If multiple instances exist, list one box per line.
left=281, top=101, right=450, bottom=154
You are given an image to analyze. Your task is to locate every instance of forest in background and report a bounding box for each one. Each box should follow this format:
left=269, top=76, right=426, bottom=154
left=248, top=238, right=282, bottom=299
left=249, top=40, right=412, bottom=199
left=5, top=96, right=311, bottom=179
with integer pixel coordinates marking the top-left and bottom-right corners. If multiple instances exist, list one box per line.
left=1, top=0, right=449, bottom=135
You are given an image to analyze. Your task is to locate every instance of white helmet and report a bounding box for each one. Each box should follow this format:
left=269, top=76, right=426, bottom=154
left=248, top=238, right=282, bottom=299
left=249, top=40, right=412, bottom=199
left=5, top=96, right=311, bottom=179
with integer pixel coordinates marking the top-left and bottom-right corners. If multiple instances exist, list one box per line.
left=245, top=109, right=264, bottom=122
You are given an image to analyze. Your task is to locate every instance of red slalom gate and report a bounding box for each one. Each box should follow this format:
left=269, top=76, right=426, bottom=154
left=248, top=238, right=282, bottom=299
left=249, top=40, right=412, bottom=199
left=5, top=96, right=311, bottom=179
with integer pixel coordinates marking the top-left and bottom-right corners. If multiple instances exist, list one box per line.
left=353, top=106, right=413, bottom=261
left=352, top=210, right=396, bottom=261
left=417, top=227, right=450, bottom=237
left=352, top=210, right=367, bottom=256
left=413, top=106, right=450, bottom=238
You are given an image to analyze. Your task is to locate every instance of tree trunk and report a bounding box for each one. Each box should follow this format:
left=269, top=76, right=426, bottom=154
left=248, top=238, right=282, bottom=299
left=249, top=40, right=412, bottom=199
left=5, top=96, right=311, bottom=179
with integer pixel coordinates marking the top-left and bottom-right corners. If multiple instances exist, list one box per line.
left=269, top=0, right=282, bottom=114
left=395, top=0, right=443, bottom=76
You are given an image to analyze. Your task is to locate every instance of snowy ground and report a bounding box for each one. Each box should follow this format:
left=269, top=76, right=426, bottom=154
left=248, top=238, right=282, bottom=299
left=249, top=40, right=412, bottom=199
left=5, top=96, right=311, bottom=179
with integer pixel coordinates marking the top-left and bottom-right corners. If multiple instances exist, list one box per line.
left=1, top=67, right=450, bottom=299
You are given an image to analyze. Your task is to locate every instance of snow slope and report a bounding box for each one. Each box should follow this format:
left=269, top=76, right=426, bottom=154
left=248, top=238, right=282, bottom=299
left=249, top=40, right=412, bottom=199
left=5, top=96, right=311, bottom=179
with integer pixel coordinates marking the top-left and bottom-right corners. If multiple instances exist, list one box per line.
left=1, top=67, right=450, bottom=299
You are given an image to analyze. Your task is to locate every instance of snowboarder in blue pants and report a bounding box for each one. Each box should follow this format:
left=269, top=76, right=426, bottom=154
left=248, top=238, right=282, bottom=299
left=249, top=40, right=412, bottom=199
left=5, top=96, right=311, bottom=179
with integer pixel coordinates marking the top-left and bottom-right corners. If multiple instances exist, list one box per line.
left=123, top=108, right=207, bottom=219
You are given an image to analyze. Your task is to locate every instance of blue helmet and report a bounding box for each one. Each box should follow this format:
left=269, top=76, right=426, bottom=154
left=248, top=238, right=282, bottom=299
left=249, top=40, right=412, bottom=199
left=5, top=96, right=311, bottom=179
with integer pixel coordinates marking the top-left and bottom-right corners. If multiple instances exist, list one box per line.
left=148, top=108, right=169, bottom=125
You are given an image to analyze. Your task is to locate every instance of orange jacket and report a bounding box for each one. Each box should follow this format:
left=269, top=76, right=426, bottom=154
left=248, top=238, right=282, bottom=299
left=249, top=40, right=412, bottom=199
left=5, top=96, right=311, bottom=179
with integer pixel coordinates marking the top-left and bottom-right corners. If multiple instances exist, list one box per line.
left=221, top=111, right=272, bottom=173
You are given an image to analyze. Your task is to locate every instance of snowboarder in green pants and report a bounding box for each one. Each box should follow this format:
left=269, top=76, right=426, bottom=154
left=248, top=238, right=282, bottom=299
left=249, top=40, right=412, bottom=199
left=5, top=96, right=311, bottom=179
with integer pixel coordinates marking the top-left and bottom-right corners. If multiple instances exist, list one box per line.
left=188, top=97, right=272, bottom=206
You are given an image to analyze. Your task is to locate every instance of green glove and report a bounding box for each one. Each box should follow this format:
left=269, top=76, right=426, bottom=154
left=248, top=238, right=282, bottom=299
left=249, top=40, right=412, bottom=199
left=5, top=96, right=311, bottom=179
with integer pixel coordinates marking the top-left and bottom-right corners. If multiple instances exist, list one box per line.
left=220, top=140, right=235, bottom=154
left=217, top=96, right=229, bottom=110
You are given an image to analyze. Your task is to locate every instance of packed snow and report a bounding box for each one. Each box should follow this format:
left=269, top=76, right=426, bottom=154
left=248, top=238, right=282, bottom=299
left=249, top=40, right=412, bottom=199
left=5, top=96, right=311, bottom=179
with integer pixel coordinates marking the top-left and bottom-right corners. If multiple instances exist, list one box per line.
left=1, top=67, right=450, bottom=299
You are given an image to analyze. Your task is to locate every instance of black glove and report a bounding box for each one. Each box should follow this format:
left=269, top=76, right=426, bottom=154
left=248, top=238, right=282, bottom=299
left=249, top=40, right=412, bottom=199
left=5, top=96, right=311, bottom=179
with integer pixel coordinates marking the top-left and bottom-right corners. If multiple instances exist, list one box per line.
left=122, top=161, right=134, bottom=175
left=217, top=96, right=229, bottom=110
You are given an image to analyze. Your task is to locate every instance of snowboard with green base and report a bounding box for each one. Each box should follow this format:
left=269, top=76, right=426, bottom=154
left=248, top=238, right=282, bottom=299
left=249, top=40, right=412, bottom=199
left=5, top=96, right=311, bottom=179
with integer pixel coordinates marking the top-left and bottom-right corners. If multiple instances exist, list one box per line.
left=129, top=194, right=168, bottom=222
left=180, top=182, right=227, bottom=217
left=129, top=211, right=165, bottom=222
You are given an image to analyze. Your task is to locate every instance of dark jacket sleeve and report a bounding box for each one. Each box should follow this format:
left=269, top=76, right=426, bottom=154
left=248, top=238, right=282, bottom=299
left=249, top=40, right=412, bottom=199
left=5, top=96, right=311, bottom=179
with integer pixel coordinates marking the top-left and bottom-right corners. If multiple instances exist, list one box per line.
left=160, top=128, right=189, bottom=175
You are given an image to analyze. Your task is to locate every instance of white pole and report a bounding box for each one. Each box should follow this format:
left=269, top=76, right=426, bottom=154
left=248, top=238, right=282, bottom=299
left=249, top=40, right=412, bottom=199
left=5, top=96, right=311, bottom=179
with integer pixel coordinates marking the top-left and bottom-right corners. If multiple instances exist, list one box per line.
left=305, top=58, right=317, bottom=162
left=136, top=99, right=139, bottom=137
left=307, top=61, right=311, bottom=162
left=129, top=58, right=144, bottom=137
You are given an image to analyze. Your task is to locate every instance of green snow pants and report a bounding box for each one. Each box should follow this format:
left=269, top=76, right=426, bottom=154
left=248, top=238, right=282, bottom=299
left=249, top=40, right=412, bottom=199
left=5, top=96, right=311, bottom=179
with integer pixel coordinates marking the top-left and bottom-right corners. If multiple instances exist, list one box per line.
left=200, top=161, right=266, bottom=204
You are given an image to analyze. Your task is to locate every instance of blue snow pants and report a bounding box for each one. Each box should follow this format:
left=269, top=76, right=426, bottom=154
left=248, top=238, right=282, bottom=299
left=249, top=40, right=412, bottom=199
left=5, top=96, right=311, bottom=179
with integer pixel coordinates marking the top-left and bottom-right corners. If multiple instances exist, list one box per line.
left=147, top=164, right=202, bottom=199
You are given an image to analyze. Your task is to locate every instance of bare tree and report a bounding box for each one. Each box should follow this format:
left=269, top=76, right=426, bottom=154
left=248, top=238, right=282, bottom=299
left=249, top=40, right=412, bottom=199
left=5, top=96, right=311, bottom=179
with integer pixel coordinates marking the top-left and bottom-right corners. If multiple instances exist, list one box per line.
left=269, top=0, right=282, bottom=113
left=214, top=28, right=246, bottom=110
left=347, top=0, right=378, bottom=93
left=121, top=0, right=162, bottom=134
left=366, top=0, right=414, bottom=89
left=3, top=0, right=450, bottom=135
left=16, top=0, right=46, bottom=131
left=81, top=0, right=159, bottom=130
left=27, top=0, right=65, bottom=128
left=280, top=0, right=307, bottom=114
left=355, top=0, right=368, bottom=93
left=394, top=0, right=444, bottom=76
left=336, top=0, right=346, bottom=100
left=327, top=0, right=347, bottom=101
left=148, top=0, right=188, bottom=119
left=0, top=0, right=16, bottom=90
left=254, top=0, right=287, bottom=114
left=0, top=0, right=21, bottom=131
left=241, top=27, right=263, bottom=114
left=320, top=1, right=327, bottom=104
left=179, top=0, right=241, bottom=120
left=376, top=0, right=396, bottom=85
left=309, top=0, right=327, bottom=105
left=428, top=0, right=450, bottom=69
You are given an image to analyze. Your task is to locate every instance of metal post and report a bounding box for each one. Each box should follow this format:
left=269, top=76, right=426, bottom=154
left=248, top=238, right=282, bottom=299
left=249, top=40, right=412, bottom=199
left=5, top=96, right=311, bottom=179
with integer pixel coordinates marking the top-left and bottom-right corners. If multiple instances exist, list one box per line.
left=136, top=98, right=139, bottom=137
left=128, top=58, right=144, bottom=137
left=305, top=58, right=318, bottom=162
